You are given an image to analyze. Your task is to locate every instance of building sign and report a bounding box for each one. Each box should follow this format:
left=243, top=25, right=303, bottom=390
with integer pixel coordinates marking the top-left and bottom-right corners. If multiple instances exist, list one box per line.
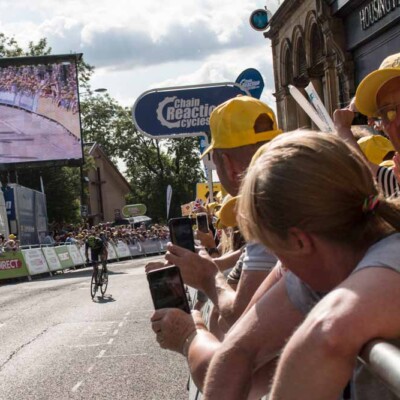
left=360, top=0, right=400, bottom=30
left=132, top=83, right=248, bottom=139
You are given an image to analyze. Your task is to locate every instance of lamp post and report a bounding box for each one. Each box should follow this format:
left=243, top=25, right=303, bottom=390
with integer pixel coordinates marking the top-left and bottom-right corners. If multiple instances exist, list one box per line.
left=79, top=87, right=108, bottom=220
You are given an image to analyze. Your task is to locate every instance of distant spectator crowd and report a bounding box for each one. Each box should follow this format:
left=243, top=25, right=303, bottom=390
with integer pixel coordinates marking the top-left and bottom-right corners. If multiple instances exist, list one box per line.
left=42, top=222, right=170, bottom=248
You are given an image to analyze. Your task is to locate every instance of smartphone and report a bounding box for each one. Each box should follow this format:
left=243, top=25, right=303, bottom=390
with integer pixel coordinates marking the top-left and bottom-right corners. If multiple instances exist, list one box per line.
left=147, top=265, right=191, bottom=313
left=168, top=217, right=195, bottom=252
left=196, top=212, right=209, bottom=233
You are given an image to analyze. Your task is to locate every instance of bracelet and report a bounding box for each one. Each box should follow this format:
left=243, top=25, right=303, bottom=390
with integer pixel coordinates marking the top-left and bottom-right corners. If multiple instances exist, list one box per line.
left=182, top=330, right=197, bottom=357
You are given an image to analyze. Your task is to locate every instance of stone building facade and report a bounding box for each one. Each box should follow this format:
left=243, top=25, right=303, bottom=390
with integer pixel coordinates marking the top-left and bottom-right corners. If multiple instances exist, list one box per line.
left=264, top=0, right=400, bottom=131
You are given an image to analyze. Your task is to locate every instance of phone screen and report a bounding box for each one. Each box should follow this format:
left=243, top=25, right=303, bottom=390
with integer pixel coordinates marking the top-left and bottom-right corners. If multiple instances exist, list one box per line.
left=196, top=213, right=209, bottom=233
left=147, top=266, right=190, bottom=313
left=169, top=218, right=195, bottom=252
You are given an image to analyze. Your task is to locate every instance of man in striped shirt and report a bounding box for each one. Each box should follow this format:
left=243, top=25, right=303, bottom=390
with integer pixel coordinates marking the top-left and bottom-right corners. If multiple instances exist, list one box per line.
left=334, top=52, right=400, bottom=198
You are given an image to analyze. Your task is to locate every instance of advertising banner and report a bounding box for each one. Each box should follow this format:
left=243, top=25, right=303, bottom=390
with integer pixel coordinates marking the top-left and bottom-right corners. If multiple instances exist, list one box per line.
left=67, top=244, right=85, bottom=266
left=235, top=68, right=265, bottom=99
left=35, top=191, right=48, bottom=244
left=107, top=242, right=118, bottom=260
left=42, top=246, right=63, bottom=272
left=115, top=240, right=131, bottom=259
left=128, top=243, right=143, bottom=257
left=55, top=245, right=74, bottom=269
left=21, top=248, right=49, bottom=275
left=0, top=251, right=29, bottom=280
left=122, top=204, right=147, bottom=218
left=132, top=83, right=248, bottom=139
left=196, top=182, right=223, bottom=203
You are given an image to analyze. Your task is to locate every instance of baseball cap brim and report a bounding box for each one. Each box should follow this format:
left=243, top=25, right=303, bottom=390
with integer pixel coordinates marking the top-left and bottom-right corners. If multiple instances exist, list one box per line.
left=356, top=69, right=400, bottom=117
left=216, top=196, right=238, bottom=227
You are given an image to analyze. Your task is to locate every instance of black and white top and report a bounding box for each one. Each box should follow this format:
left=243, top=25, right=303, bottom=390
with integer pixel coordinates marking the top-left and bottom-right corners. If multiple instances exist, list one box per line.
left=377, top=166, right=400, bottom=198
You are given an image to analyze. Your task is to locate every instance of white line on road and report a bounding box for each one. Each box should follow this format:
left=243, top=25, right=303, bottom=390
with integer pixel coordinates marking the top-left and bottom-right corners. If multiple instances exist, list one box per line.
left=72, top=381, right=83, bottom=392
left=97, top=349, right=106, bottom=358
left=113, top=329, right=119, bottom=335
left=100, top=353, right=148, bottom=358
left=107, top=338, right=114, bottom=345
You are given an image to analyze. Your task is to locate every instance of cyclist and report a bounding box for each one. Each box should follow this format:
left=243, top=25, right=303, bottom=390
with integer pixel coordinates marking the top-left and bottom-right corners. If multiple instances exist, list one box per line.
left=85, top=231, right=108, bottom=274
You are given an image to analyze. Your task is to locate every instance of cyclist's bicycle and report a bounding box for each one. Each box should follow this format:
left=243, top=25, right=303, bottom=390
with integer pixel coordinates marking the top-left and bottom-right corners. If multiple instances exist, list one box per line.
left=91, top=261, right=108, bottom=299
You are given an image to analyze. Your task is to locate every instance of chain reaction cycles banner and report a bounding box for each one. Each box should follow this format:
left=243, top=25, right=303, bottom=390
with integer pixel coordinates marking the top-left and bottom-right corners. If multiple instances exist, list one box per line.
left=132, top=83, right=249, bottom=139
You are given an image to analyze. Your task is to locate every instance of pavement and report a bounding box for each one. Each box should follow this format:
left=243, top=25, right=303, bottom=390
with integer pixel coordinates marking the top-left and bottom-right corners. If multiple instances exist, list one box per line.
left=0, top=255, right=189, bottom=400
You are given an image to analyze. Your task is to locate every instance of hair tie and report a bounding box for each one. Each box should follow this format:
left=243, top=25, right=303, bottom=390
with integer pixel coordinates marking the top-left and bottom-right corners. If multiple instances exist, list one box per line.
left=362, top=194, right=380, bottom=214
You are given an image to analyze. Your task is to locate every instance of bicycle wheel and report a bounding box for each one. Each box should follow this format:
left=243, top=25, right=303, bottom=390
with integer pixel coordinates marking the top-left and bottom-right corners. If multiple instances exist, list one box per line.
left=100, top=269, right=108, bottom=296
left=90, top=270, right=98, bottom=299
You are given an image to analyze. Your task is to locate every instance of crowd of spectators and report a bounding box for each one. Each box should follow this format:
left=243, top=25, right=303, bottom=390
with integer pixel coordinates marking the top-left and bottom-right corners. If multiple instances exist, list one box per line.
left=42, top=221, right=170, bottom=248
left=0, top=62, right=78, bottom=114
left=147, top=53, right=400, bottom=400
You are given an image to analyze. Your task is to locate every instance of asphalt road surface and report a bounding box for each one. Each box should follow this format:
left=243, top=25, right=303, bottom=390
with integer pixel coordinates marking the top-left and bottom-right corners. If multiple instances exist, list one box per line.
left=0, top=255, right=189, bottom=400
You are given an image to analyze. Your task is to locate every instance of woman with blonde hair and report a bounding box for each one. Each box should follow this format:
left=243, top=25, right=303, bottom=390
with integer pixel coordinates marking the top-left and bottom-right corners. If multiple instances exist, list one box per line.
left=203, top=130, right=400, bottom=400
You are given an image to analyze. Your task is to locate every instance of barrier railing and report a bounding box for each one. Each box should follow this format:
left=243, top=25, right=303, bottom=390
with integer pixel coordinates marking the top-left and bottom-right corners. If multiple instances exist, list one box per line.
left=359, top=339, right=400, bottom=398
left=0, top=238, right=168, bottom=282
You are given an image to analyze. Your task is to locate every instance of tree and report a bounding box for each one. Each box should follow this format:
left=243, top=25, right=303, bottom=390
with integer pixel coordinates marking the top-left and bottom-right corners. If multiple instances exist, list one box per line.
left=80, top=93, right=205, bottom=222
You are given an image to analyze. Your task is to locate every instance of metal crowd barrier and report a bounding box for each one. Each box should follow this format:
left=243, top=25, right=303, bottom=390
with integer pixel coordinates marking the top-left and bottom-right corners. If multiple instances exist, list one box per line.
left=0, top=239, right=169, bottom=282
left=359, top=339, right=400, bottom=397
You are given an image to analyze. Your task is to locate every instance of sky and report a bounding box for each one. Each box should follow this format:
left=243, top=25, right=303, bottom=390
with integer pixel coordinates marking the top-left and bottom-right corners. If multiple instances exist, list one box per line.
left=0, top=0, right=281, bottom=111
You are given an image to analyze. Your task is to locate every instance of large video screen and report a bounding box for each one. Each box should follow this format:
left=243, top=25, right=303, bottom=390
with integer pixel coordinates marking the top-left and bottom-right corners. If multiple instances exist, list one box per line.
left=0, top=54, right=83, bottom=169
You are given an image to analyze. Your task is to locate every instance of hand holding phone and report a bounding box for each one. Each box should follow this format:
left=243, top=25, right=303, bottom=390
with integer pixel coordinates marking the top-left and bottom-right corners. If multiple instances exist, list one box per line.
left=168, top=217, right=195, bottom=252
left=147, top=265, right=191, bottom=313
left=196, top=212, right=209, bottom=233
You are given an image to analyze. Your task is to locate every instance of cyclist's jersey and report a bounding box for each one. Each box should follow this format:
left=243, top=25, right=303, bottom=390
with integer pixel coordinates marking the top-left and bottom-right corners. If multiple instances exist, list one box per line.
left=85, top=235, right=106, bottom=252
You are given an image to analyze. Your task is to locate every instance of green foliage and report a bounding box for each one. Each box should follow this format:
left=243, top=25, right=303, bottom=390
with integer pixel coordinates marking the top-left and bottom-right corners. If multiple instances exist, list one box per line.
left=81, top=94, right=205, bottom=222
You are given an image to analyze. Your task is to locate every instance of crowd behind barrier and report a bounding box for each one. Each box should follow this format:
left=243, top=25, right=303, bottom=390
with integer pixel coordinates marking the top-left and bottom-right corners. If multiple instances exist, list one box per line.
left=0, top=222, right=171, bottom=282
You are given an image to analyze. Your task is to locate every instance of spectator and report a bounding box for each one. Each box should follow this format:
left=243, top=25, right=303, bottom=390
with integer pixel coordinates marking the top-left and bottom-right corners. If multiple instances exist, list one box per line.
left=4, top=234, right=19, bottom=252
left=203, top=130, right=400, bottom=400
left=334, top=52, right=400, bottom=197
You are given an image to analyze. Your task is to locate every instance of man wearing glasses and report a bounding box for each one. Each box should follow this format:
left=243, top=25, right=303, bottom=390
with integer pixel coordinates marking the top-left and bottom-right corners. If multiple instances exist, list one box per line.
left=334, top=52, right=400, bottom=197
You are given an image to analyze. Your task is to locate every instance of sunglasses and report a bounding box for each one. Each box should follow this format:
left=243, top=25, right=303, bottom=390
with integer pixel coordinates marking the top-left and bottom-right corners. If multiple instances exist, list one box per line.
left=376, top=103, right=400, bottom=124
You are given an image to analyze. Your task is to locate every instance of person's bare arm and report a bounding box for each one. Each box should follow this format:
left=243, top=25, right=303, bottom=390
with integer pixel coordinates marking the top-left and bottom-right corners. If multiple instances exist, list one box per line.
left=217, top=269, right=267, bottom=331
left=270, top=267, right=400, bottom=400
left=333, top=104, right=379, bottom=175
left=213, top=249, right=241, bottom=272
left=203, top=279, right=304, bottom=400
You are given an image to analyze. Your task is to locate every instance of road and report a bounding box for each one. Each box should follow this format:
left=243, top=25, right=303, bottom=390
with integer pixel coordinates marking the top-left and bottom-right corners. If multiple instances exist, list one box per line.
left=0, top=255, right=189, bottom=400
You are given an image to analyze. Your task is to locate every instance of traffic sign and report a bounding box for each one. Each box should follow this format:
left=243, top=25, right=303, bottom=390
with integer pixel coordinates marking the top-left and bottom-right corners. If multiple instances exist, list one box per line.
left=132, top=83, right=249, bottom=139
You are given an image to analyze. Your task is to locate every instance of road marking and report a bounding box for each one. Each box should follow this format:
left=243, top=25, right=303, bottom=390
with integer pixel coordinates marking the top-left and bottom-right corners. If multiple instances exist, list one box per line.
left=100, top=353, right=148, bottom=358
left=87, top=364, right=95, bottom=373
left=118, top=321, right=124, bottom=328
left=72, top=381, right=83, bottom=392
left=113, top=329, right=119, bottom=335
left=97, top=349, right=106, bottom=358
left=107, top=338, right=114, bottom=345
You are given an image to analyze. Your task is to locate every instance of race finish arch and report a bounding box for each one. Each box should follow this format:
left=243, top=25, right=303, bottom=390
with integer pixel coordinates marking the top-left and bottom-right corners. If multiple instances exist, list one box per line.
left=132, top=83, right=249, bottom=201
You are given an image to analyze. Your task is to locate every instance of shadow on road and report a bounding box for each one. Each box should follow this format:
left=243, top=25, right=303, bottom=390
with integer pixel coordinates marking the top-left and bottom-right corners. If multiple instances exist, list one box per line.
left=94, top=294, right=116, bottom=303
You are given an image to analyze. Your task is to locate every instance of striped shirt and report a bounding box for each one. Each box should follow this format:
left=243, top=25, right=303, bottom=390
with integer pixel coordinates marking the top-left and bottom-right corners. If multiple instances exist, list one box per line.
left=377, top=166, right=400, bottom=198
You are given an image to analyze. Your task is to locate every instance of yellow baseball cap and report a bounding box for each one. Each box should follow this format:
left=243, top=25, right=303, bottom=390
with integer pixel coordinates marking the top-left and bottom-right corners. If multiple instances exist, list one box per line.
left=355, top=53, right=400, bottom=117
left=357, top=134, right=394, bottom=165
left=200, top=95, right=282, bottom=158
